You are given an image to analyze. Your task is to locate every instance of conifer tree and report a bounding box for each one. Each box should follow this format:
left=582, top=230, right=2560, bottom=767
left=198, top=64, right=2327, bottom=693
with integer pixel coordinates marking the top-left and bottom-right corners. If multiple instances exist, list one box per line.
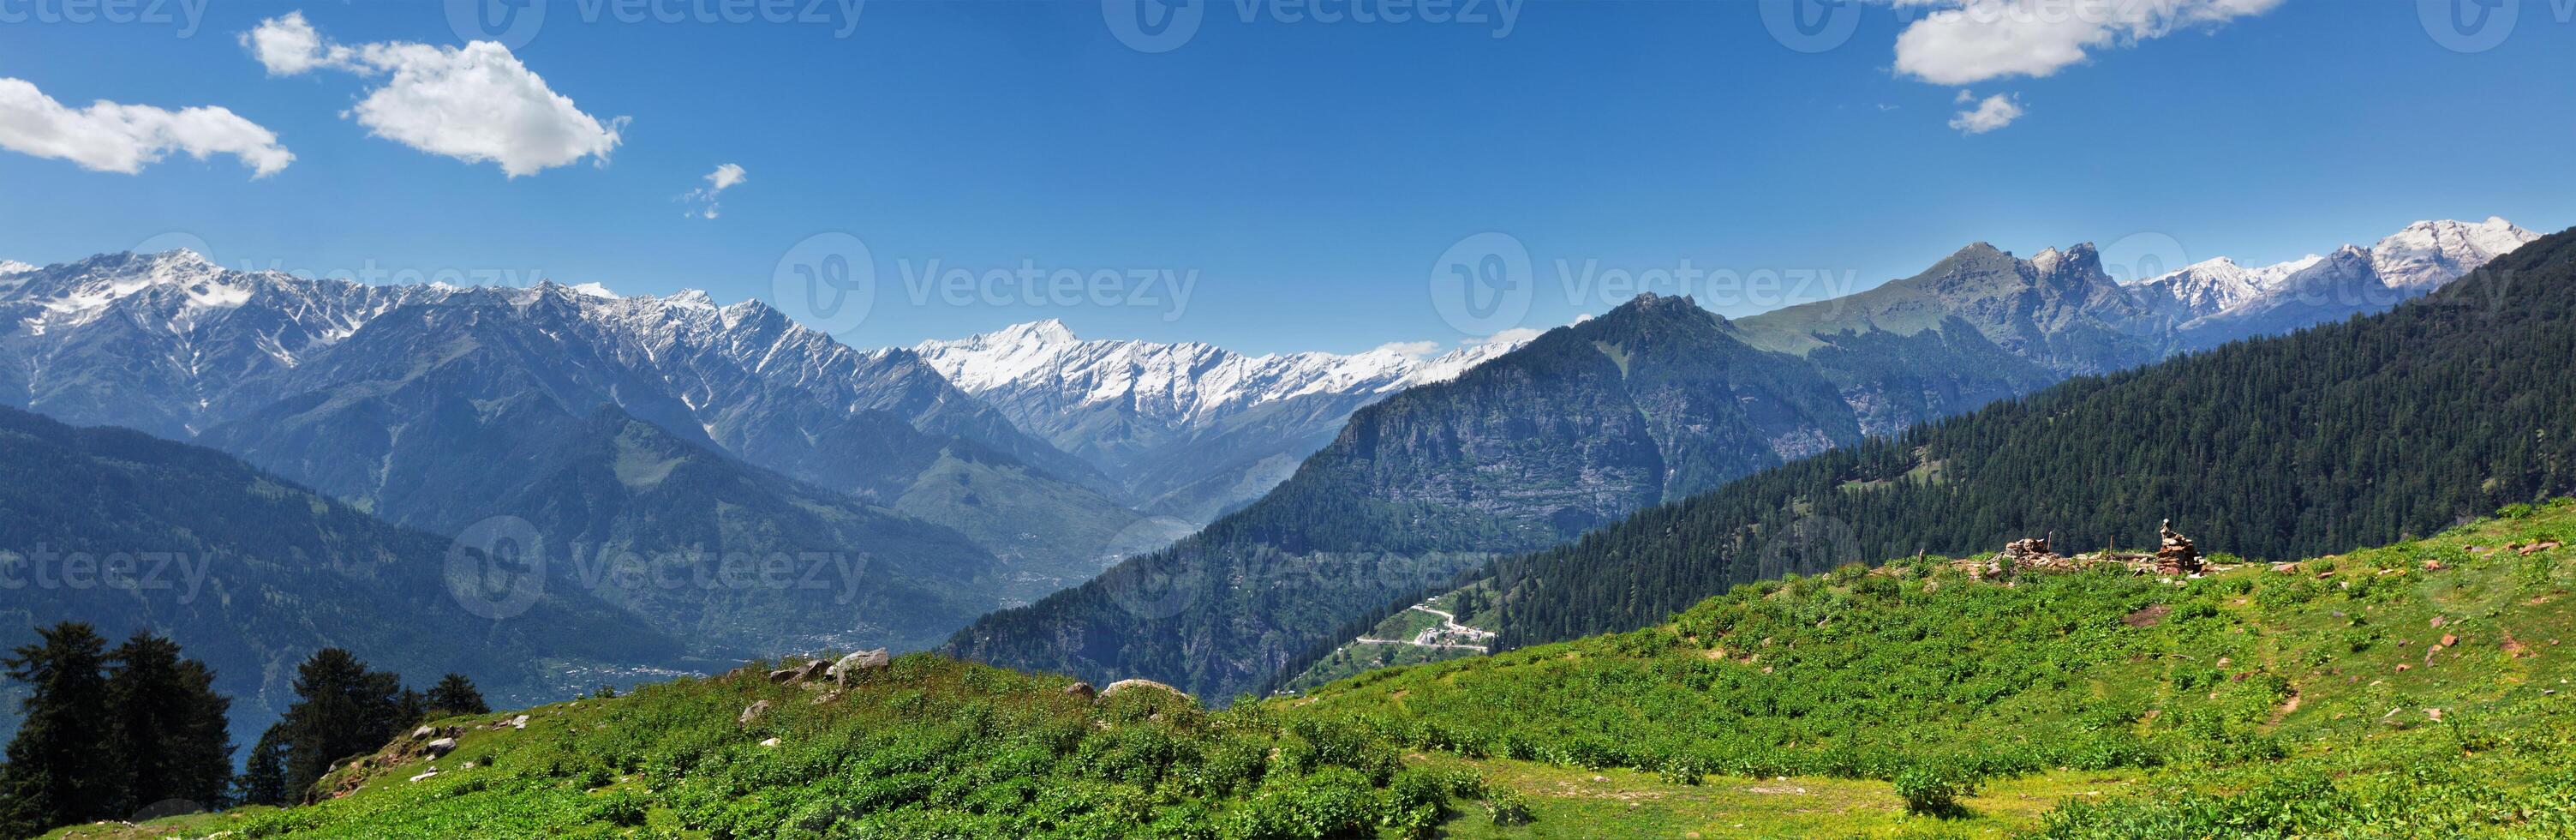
left=103, top=632, right=234, bottom=814
left=0, top=623, right=115, bottom=835
left=423, top=674, right=488, bottom=716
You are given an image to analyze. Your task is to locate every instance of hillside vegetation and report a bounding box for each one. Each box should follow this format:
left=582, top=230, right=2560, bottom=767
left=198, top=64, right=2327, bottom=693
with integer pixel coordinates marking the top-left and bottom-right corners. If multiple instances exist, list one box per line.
left=51, top=501, right=2576, bottom=837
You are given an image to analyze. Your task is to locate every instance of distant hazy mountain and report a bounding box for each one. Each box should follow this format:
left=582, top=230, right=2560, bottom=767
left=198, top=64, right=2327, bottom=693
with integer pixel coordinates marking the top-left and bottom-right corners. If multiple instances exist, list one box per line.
left=945, top=218, right=2535, bottom=702
left=0, top=405, right=682, bottom=750
left=915, top=320, right=1529, bottom=522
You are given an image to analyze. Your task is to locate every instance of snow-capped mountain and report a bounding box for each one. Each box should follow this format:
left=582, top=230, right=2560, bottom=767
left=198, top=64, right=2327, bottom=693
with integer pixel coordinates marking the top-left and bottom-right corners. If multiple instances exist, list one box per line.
left=915, top=321, right=1533, bottom=522
left=2371, top=217, right=2536, bottom=290
left=2123, top=218, right=2537, bottom=348
left=0, top=251, right=1168, bottom=597
left=2131, top=254, right=2322, bottom=321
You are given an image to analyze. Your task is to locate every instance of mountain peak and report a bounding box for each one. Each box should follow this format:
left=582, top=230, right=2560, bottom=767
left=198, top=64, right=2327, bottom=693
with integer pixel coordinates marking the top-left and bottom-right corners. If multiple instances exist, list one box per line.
left=0, top=260, right=33, bottom=276
left=999, top=318, right=1079, bottom=345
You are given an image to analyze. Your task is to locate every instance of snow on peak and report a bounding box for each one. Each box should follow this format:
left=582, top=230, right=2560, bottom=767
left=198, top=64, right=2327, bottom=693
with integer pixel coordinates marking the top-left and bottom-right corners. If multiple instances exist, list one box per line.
left=0, top=261, right=33, bottom=276
left=2137, top=218, right=2525, bottom=321
left=2372, top=217, right=2537, bottom=290
left=913, top=321, right=1536, bottom=424
left=569, top=281, right=619, bottom=299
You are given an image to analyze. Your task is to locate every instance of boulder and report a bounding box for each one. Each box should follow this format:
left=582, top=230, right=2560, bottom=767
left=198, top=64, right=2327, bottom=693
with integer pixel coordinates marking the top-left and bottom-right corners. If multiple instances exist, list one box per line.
left=830, top=649, right=893, bottom=687
left=410, top=725, right=436, bottom=740
left=795, top=657, right=831, bottom=681
left=1064, top=681, right=1097, bottom=700
left=423, top=737, right=457, bottom=759
left=738, top=700, right=772, bottom=726
left=767, top=667, right=803, bottom=684
left=1101, top=679, right=1192, bottom=703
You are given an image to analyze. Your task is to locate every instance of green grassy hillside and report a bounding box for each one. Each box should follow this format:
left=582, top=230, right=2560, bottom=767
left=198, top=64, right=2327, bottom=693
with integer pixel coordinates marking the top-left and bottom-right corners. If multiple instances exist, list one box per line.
left=53, top=501, right=2576, bottom=837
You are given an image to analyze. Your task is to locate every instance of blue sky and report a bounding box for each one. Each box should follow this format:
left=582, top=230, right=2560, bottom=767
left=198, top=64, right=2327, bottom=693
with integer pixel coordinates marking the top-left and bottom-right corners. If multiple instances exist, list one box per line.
left=2, top=0, right=2571, bottom=355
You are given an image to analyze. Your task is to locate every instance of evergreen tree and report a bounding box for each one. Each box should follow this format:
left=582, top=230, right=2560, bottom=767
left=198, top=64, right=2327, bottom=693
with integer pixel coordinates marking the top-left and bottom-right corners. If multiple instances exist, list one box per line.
left=422, top=674, right=488, bottom=716
left=0, top=622, right=114, bottom=836
left=266, top=649, right=408, bottom=800
left=102, top=633, right=234, bottom=814
left=231, top=729, right=289, bottom=808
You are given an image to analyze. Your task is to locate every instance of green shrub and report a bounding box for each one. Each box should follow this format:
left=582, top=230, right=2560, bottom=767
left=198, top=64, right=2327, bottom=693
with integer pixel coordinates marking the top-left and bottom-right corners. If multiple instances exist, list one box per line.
left=1894, top=762, right=1980, bottom=818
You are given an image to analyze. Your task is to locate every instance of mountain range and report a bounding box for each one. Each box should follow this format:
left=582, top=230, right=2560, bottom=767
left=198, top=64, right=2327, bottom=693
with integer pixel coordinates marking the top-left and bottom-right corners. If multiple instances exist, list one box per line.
left=914, top=320, right=1529, bottom=522
left=943, top=218, right=2539, bottom=702
left=0, top=254, right=1136, bottom=661
left=0, top=216, right=2537, bottom=711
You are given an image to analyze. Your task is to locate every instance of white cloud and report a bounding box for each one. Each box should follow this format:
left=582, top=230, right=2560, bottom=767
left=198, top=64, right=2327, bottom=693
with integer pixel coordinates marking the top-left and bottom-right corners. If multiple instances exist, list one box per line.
left=0, top=77, right=291, bottom=177
left=242, top=11, right=349, bottom=75
left=1892, top=0, right=2281, bottom=86
left=243, top=13, right=625, bottom=177
left=1948, top=93, right=2024, bottom=134
left=682, top=163, right=747, bottom=219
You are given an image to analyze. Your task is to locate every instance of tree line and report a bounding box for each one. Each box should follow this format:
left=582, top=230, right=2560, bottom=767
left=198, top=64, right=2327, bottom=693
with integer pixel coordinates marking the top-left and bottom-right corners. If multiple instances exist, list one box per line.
left=0, top=622, right=487, bottom=837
